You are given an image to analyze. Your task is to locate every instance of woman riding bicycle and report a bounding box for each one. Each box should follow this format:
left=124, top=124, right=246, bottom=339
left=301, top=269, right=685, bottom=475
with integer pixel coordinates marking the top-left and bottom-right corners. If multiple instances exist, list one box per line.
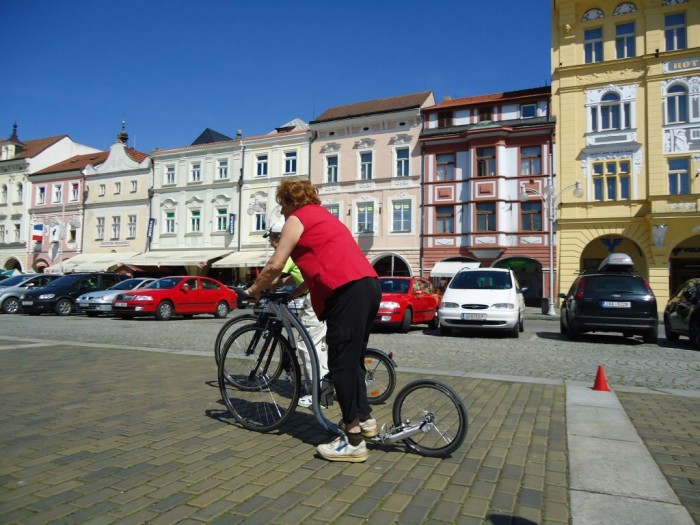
left=245, top=178, right=381, bottom=462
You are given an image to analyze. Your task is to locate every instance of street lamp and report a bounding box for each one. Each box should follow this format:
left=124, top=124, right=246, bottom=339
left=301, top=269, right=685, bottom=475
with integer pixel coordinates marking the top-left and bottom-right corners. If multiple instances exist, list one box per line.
left=519, top=180, right=584, bottom=316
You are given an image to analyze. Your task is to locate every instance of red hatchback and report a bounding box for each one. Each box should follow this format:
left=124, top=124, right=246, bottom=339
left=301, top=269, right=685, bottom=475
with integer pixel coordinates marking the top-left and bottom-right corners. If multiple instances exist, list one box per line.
left=375, top=276, right=440, bottom=332
left=112, top=276, right=237, bottom=321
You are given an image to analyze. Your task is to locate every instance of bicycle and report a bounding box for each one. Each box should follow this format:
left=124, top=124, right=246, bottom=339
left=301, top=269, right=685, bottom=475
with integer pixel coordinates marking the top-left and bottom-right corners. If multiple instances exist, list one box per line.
left=217, top=290, right=468, bottom=458
left=216, top=292, right=397, bottom=405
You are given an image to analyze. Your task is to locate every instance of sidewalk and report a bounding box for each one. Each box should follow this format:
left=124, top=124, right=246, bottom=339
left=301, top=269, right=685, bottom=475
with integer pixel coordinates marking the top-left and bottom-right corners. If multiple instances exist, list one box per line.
left=0, top=338, right=697, bottom=524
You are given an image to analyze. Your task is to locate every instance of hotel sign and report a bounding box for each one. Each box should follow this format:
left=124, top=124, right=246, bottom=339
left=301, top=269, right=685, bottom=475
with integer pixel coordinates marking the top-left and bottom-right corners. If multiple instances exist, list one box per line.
left=663, top=57, right=700, bottom=73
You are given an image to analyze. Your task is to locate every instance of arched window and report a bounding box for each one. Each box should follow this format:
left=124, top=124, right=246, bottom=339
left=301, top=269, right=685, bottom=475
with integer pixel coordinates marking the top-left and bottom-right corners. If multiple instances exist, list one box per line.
left=15, top=183, right=23, bottom=202
left=590, top=91, right=631, bottom=132
left=666, top=84, right=688, bottom=124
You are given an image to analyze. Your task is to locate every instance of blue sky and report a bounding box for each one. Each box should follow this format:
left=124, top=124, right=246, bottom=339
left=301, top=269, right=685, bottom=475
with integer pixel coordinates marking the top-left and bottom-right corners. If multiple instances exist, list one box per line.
left=2, top=0, right=551, bottom=154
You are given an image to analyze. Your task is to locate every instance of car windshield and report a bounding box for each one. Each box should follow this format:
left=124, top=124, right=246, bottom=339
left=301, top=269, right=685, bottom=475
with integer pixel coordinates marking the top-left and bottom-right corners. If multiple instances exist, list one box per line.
left=450, top=271, right=512, bottom=290
left=584, top=275, right=649, bottom=295
left=0, top=275, right=32, bottom=286
left=108, top=278, right=144, bottom=291
left=380, top=279, right=410, bottom=294
left=147, top=277, right=181, bottom=290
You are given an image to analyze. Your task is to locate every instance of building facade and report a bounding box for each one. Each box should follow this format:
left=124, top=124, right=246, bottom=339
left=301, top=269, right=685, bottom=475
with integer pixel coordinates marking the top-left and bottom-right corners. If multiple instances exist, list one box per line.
left=552, top=0, right=700, bottom=309
left=0, top=126, right=100, bottom=272
left=309, top=91, right=435, bottom=277
left=420, top=87, right=556, bottom=304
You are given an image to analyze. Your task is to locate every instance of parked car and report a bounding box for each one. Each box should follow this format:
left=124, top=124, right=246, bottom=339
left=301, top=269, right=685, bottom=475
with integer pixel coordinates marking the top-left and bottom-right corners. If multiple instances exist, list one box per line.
left=663, top=277, right=700, bottom=348
left=21, top=273, right=129, bottom=316
left=0, top=274, right=63, bottom=314
left=76, top=277, right=156, bottom=316
left=559, top=253, right=658, bottom=343
left=438, top=268, right=526, bottom=337
left=111, top=276, right=237, bottom=320
left=374, top=276, right=440, bottom=332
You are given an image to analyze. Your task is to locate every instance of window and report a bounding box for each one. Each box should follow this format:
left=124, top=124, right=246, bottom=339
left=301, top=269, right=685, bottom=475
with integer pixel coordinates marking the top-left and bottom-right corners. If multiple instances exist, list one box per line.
left=666, top=84, right=688, bottom=124
left=130, top=180, right=138, bottom=193
left=52, top=184, right=62, bottom=204
left=190, top=163, right=201, bottom=182
left=476, top=202, right=496, bottom=231
left=436, top=206, right=454, bottom=234
left=15, top=183, right=22, bottom=202
left=396, top=148, right=410, bottom=177
left=0, top=184, right=6, bottom=204
left=254, top=210, right=266, bottom=231
left=590, top=91, right=631, bottom=132
left=190, top=210, right=201, bottom=232
left=12, top=224, right=20, bottom=242
left=324, top=204, right=339, bottom=218
left=665, top=13, right=686, bottom=51
left=436, top=154, right=455, bottom=181
left=111, top=216, right=121, bottom=239
left=521, top=104, right=536, bottom=118
left=437, top=111, right=452, bottom=128
left=165, top=211, right=175, bottom=234
left=326, top=155, right=338, bottom=183
left=96, top=217, right=105, bottom=239
left=0, top=228, right=4, bottom=243
left=165, top=165, right=175, bottom=184
left=615, top=22, right=635, bottom=58
left=99, top=184, right=106, bottom=196
left=67, top=225, right=76, bottom=243
left=592, top=160, right=631, bottom=201
left=477, top=147, right=496, bottom=177
left=256, top=154, right=268, bottom=177
left=668, top=158, right=690, bottom=195
left=37, top=186, right=46, bottom=204
left=357, top=202, right=374, bottom=233
left=128, top=215, right=137, bottom=238
left=584, top=27, right=603, bottom=63
left=520, top=147, right=542, bottom=176
left=284, top=151, right=297, bottom=174
left=114, top=182, right=121, bottom=195
left=521, top=201, right=543, bottom=231
left=360, top=152, right=373, bottom=180
left=478, top=107, right=493, bottom=122
left=216, top=208, right=228, bottom=231
left=217, top=159, right=228, bottom=179
left=392, top=200, right=411, bottom=233
left=69, top=183, right=79, bottom=201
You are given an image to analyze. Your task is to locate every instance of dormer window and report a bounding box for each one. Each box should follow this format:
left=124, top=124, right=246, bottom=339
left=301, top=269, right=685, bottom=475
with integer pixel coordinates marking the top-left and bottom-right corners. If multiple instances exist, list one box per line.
left=437, top=111, right=452, bottom=128
left=478, top=107, right=493, bottom=122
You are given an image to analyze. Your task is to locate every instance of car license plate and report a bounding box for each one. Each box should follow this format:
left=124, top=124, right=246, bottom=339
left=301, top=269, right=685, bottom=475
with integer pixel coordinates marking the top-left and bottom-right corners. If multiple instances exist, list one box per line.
left=114, top=302, right=127, bottom=308
left=462, top=313, right=486, bottom=320
left=601, top=301, right=631, bottom=308
left=22, top=301, right=33, bottom=306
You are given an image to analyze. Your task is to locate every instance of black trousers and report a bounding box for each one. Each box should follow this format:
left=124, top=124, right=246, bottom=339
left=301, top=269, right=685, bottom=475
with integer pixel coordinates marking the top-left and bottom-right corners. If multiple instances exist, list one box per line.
left=324, top=277, right=381, bottom=425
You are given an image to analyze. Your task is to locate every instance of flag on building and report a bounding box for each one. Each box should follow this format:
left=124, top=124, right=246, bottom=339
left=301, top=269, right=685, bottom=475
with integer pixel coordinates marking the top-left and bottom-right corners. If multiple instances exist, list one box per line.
left=32, top=223, right=43, bottom=243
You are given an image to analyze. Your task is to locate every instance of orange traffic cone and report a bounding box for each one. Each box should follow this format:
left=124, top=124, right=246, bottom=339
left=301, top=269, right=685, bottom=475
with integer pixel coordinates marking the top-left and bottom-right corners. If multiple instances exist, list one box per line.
left=592, top=365, right=611, bottom=392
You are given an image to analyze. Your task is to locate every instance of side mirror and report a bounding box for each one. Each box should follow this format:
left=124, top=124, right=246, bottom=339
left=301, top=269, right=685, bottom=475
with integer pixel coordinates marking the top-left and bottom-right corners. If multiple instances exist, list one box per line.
left=558, top=292, right=567, bottom=299
left=519, top=286, right=529, bottom=294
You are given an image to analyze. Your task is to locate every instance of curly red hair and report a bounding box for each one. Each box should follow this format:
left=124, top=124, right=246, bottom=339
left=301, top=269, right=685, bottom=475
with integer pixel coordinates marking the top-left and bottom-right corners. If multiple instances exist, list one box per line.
left=276, top=178, right=321, bottom=209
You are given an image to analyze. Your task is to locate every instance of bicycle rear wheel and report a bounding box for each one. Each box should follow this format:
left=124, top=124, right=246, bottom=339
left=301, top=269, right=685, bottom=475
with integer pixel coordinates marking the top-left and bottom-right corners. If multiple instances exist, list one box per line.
left=214, top=313, right=259, bottom=366
left=392, top=379, right=468, bottom=458
left=218, top=324, right=301, bottom=432
left=364, top=349, right=396, bottom=405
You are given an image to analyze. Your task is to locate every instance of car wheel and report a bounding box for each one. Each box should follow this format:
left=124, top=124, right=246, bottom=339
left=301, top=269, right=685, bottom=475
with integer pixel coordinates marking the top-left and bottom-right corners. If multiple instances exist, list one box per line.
left=400, top=309, right=412, bottom=333
left=439, top=323, right=451, bottom=336
left=519, top=316, right=524, bottom=333
left=428, top=311, right=439, bottom=330
left=642, top=325, right=658, bottom=344
left=155, top=301, right=174, bottom=321
left=1, top=297, right=20, bottom=314
left=55, top=299, right=73, bottom=316
left=214, top=301, right=229, bottom=319
left=689, top=319, right=700, bottom=349
left=663, top=315, right=679, bottom=342
left=566, top=318, right=579, bottom=340
left=560, top=317, right=566, bottom=335
left=509, top=320, right=520, bottom=338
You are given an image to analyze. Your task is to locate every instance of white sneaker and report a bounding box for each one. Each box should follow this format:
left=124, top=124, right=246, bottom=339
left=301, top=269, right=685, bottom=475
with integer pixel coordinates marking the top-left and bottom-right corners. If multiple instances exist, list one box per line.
left=359, top=418, right=378, bottom=438
left=298, top=394, right=312, bottom=408
left=317, top=435, right=368, bottom=462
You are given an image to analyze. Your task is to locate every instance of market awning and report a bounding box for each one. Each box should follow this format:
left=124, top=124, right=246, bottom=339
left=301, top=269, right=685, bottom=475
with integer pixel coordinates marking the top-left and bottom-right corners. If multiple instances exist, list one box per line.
left=122, top=250, right=232, bottom=267
left=430, top=260, right=481, bottom=278
left=45, top=252, right=141, bottom=273
left=212, top=250, right=270, bottom=268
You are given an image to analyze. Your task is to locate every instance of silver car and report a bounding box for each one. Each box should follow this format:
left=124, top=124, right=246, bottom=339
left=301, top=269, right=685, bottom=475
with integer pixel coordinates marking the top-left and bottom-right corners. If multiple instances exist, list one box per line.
left=76, top=278, right=155, bottom=316
left=0, top=274, right=64, bottom=314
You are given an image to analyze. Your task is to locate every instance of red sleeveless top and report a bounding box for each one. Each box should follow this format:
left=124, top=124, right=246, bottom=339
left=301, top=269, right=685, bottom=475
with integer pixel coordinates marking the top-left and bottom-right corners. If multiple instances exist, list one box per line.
left=290, top=204, right=377, bottom=319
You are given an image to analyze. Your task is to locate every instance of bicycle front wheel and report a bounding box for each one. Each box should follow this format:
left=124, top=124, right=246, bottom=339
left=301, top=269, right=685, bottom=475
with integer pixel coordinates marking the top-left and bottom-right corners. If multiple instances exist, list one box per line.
left=214, top=313, right=259, bottom=366
left=392, top=379, right=468, bottom=458
left=364, top=348, right=396, bottom=405
left=218, top=324, right=301, bottom=432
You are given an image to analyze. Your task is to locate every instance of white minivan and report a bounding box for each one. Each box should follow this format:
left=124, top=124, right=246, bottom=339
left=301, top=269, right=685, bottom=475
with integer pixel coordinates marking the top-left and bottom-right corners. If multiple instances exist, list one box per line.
left=438, top=268, right=527, bottom=337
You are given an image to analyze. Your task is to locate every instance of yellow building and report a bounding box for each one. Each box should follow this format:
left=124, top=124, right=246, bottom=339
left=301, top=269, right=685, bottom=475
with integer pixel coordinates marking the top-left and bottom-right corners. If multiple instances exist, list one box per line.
left=552, top=0, right=700, bottom=310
